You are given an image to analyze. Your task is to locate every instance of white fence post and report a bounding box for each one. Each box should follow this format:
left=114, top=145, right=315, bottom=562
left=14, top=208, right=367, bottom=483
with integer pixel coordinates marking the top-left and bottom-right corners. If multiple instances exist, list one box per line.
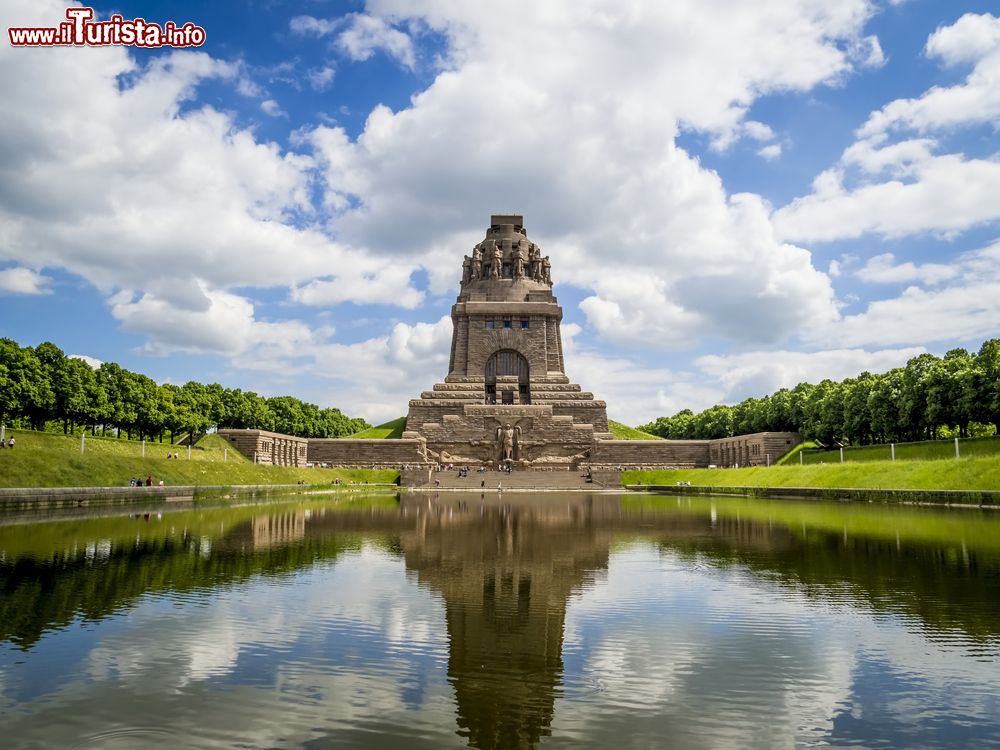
left=80, top=433, right=85, bottom=454
left=891, top=443, right=895, bottom=461
left=141, top=439, right=145, bottom=458
left=955, top=437, right=960, bottom=459
left=839, top=447, right=844, bottom=464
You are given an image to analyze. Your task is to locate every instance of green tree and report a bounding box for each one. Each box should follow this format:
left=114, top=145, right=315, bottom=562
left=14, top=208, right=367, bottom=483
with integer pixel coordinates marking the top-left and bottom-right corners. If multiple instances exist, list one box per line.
left=975, top=339, right=1000, bottom=434
left=867, top=369, right=905, bottom=443
left=0, top=339, right=49, bottom=427
left=900, top=353, right=939, bottom=441
left=268, top=396, right=307, bottom=436
left=842, top=373, right=877, bottom=445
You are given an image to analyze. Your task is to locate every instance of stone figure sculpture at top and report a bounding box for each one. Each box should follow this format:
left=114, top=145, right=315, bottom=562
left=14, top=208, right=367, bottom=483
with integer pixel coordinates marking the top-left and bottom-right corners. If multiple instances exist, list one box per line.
left=513, top=243, right=525, bottom=279
left=470, top=245, right=482, bottom=280
left=461, top=219, right=553, bottom=287
left=490, top=245, right=502, bottom=279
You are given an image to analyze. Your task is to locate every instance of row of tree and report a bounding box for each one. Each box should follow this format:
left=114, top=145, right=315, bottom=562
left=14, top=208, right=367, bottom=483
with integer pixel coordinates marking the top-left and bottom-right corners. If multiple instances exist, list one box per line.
left=0, top=339, right=370, bottom=442
left=639, top=340, right=1000, bottom=445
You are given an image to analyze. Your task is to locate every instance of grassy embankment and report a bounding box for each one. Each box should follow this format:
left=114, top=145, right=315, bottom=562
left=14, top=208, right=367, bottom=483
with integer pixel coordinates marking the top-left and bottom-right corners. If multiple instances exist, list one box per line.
left=0, top=430, right=397, bottom=489
left=347, top=417, right=407, bottom=439
left=623, top=455, right=1000, bottom=491
left=800, top=435, right=1000, bottom=463
left=608, top=420, right=662, bottom=440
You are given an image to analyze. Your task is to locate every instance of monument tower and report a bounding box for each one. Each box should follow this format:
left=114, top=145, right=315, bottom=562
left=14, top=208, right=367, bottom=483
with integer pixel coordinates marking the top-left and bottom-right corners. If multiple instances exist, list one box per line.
left=223, top=213, right=800, bottom=477
left=404, top=214, right=612, bottom=467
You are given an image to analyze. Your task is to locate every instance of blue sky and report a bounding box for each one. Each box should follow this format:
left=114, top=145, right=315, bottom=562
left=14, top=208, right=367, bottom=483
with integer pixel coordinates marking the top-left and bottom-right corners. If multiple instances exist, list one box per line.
left=1, top=0, right=999, bottom=424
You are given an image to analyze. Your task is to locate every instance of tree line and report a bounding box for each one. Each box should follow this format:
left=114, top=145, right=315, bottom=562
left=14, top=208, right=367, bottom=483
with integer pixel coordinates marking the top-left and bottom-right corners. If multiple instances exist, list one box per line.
left=0, top=339, right=369, bottom=442
left=639, top=340, right=1000, bottom=446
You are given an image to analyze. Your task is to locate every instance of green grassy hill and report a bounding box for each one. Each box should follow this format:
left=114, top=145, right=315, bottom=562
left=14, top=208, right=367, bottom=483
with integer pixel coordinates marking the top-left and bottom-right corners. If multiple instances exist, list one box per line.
left=623, top=455, right=1000, bottom=491
left=608, top=420, right=662, bottom=440
left=347, top=417, right=407, bottom=439
left=0, top=430, right=397, bottom=488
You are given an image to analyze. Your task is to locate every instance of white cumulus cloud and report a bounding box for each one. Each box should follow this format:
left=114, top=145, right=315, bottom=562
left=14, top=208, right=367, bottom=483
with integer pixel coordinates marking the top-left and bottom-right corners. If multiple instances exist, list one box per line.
left=0, top=266, right=51, bottom=295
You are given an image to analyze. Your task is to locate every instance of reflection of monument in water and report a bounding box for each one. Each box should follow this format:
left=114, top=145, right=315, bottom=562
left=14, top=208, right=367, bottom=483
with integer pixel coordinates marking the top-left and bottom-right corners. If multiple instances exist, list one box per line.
left=252, top=511, right=306, bottom=549
left=398, top=494, right=618, bottom=749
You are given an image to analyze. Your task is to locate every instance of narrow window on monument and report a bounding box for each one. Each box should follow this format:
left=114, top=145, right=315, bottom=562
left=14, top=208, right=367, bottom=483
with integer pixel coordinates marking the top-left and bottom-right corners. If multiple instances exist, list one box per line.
left=520, top=383, right=530, bottom=404
left=521, top=319, right=529, bottom=329
left=502, top=390, right=514, bottom=405
left=485, top=319, right=494, bottom=329
left=503, top=318, right=512, bottom=328
left=486, top=384, right=496, bottom=404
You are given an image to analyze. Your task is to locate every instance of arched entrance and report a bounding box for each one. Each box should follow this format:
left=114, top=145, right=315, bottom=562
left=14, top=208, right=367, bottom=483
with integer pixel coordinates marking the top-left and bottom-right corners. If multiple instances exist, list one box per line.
left=485, top=350, right=530, bottom=405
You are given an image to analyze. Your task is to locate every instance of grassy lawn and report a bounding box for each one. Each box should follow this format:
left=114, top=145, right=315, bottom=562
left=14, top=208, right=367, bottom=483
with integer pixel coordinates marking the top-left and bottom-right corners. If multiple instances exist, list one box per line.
left=0, top=430, right=398, bottom=488
left=608, top=420, right=662, bottom=440
left=347, top=417, right=407, bottom=439
left=623, top=455, right=1000, bottom=491
left=801, top=435, right=1000, bottom=464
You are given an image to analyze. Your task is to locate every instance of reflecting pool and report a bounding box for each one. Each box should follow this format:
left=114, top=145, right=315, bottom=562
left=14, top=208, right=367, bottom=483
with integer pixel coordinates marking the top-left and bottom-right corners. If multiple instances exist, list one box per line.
left=1, top=492, right=999, bottom=749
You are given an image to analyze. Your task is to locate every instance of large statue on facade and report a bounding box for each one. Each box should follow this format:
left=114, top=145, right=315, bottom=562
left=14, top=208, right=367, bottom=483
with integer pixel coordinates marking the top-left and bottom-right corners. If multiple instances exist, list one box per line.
left=528, top=244, right=541, bottom=280
left=512, top=242, right=525, bottom=280
left=542, top=256, right=552, bottom=285
left=496, top=423, right=521, bottom=462
left=470, top=246, right=482, bottom=280
left=490, top=245, right=503, bottom=279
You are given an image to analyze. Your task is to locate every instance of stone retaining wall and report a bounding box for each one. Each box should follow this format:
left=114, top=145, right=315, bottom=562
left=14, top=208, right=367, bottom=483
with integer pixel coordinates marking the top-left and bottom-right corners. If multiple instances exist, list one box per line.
left=631, top=484, right=1000, bottom=506
left=217, top=429, right=309, bottom=466
left=0, top=483, right=305, bottom=511
left=591, top=439, right=712, bottom=468
left=307, top=438, right=427, bottom=468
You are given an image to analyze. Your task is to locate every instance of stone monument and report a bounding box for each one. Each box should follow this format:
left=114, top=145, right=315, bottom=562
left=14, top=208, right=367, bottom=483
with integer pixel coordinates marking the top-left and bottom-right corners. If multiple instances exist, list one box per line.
left=222, top=213, right=801, bottom=481
left=403, top=214, right=613, bottom=468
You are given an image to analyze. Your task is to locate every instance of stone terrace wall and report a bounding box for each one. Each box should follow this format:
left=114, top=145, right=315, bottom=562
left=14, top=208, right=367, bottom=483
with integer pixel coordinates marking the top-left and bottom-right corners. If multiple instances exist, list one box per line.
left=218, top=429, right=308, bottom=466
left=592, top=432, right=802, bottom=470
left=307, top=438, right=427, bottom=469
left=591, top=439, right=711, bottom=469
left=709, top=432, right=801, bottom=467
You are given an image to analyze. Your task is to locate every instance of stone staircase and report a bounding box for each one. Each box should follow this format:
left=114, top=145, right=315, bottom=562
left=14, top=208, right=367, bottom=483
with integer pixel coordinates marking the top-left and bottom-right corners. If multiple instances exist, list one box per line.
left=410, top=468, right=619, bottom=490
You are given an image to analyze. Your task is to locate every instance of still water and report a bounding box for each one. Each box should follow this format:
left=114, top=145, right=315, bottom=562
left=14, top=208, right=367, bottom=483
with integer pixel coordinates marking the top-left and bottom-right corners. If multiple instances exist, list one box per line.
left=1, top=491, right=999, bottom=749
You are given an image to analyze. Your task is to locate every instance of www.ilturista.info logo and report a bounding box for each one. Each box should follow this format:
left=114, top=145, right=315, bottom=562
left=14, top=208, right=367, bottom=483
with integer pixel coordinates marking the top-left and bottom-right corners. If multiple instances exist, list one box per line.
left=8, top=7, right=205, bottom=48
